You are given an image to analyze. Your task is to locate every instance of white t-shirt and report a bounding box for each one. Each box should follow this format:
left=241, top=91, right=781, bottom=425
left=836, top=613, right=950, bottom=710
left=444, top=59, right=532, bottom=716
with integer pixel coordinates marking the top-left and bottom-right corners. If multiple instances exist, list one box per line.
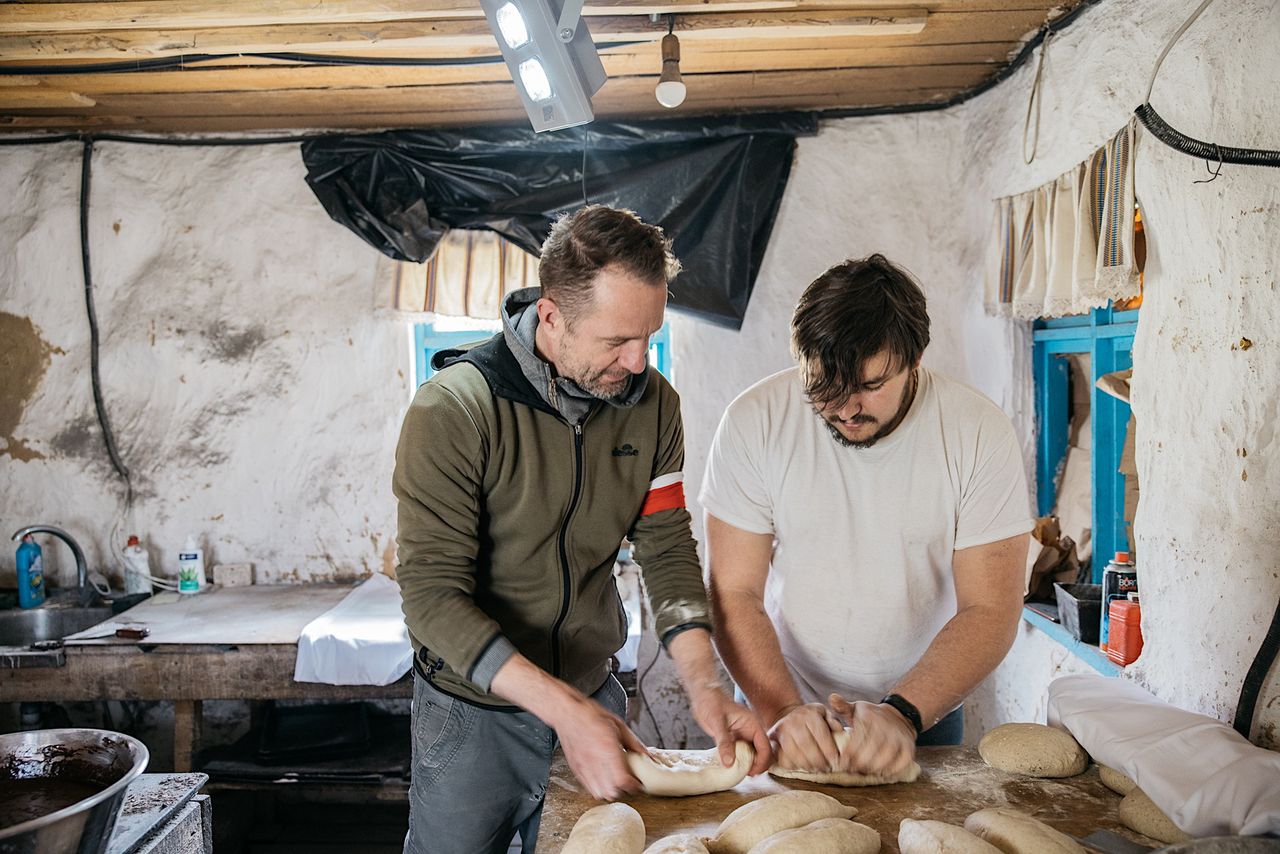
left=700, top=366, right=1033, bottom=705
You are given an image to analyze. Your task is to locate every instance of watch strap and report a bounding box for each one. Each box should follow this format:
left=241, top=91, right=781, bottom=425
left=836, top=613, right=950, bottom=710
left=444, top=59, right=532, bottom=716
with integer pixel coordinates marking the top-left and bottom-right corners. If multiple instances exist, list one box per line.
left=880, top=692, right=924, bottom=735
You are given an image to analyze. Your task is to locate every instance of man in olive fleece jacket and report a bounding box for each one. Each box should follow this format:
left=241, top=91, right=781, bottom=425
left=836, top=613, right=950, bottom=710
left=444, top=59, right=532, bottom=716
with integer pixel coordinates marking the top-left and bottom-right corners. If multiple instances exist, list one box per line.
left=394, top=206, right=770, bottom=854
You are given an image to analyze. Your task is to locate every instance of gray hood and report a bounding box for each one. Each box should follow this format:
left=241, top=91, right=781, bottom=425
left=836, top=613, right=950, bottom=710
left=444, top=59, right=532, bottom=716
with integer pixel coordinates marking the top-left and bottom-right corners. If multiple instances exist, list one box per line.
left=500, top=287, right=648, bottom=425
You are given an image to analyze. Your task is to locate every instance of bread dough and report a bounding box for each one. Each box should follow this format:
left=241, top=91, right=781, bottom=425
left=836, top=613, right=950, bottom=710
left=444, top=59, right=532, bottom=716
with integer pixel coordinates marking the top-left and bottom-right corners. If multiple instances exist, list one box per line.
left=1098, top=765, right=1137, bottom=796
left=769, top=728, right=921, bottom=786
left=643, top=833, right=711, bottom=854
left=899, top=818, right=1003, bottom=853
left=627, top=741, right=754, bottom=797
left=977, top=723, right=1088, bottom=778
left=963, top=808, right=1086, bottom=854
left=706, top=791, right=857, bottom=854
left=562, top=803, right=646, bottom=854
left=1119, top=788, right=1193, bottom=845
left=745, top=818, right=880, bottom=854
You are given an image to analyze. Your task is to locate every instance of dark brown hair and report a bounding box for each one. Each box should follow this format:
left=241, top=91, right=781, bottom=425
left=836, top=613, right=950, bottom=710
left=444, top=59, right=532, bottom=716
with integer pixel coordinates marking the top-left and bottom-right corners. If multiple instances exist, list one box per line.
left=538, top=205, right=679, bottom=321
left=791, top=254, right=930, bottom=407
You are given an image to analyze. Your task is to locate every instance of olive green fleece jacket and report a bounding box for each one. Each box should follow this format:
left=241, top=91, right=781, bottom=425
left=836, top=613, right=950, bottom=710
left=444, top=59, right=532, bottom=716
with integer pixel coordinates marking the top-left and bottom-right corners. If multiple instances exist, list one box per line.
left=392, top=334, right=710, bottom=707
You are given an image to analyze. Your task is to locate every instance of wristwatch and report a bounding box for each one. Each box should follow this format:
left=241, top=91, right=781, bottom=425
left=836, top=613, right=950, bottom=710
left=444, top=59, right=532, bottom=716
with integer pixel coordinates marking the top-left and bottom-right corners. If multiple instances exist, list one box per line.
left=879, top=692, right=924, bottom=735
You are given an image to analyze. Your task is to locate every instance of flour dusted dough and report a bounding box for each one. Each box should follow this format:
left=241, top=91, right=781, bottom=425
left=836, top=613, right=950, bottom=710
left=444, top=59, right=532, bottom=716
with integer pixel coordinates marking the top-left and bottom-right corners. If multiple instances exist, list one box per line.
left=745, top=818, right=880, bottom=854
left=706, top=791, right=857, bottom=854
left=898, top=819, right=1003, bottom=853
left=963, top=808, right=1086, bottom=854
left=1119, top=788, right=1193, bottom=844
left=1098, top=765, right=1137, bottom=796
left=769, top=729, right=921, bottom=785
left=627, top=741, right=754, bottom=797
left=562, top=803, right=646, bottom=854
left=977, top=723, right=1088, bottom=778
left=643, top=834, right=711, bottom=854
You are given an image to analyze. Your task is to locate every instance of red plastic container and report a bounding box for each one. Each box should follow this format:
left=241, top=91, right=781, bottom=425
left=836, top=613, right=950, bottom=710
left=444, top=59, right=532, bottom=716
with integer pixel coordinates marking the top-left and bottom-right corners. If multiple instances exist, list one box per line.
left=1106, top=595, right=1143, bottom=666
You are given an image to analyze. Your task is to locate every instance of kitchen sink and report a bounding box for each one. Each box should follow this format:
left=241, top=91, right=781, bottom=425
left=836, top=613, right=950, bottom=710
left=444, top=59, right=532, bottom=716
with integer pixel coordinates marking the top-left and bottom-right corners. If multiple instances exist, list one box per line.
left=0, top=593, right=113, bottom=646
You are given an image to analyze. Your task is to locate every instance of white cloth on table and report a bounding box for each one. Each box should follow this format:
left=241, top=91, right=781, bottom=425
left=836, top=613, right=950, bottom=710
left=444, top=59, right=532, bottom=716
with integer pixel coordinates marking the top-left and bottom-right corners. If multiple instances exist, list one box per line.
left=293, top=573, right=413, bottom=686
left=1048, top=673, right=1280, bottom=837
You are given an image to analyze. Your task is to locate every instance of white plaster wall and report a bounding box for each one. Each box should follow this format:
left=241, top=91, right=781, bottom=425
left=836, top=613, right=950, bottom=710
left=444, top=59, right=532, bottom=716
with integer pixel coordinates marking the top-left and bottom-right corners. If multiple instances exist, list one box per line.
left=0, top=142, right=410, bottom=589
left=960, top=0, right=1280, bottom=745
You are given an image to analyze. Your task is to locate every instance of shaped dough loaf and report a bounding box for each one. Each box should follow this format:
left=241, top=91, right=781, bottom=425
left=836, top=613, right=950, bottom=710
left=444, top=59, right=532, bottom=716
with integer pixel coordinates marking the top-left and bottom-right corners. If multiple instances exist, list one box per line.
left=1119, top=788, right=1193, bottom=845
left=643, top=833, right=711, bottom=854
left=746, top=817, right=880, bottom=854
left=977, top=723, right=1088, bottom=778
left=769, top=729, right=921, bottom=786
left=1098, top=765, right=1137, bottom=796
left=706, top=791, right=857, bottom=854
left=627, top=741, right=754, bottom=797
left=562, top=803, right=646, bottom=854
left=898, top=818, right=1003, bottom=853
left=963, top=808, right=1085, bottom=854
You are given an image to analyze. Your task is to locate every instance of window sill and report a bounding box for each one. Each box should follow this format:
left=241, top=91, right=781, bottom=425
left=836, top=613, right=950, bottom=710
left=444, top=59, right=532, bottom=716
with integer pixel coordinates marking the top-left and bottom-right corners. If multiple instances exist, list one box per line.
left=1021, top=606, right=1122, bottom=677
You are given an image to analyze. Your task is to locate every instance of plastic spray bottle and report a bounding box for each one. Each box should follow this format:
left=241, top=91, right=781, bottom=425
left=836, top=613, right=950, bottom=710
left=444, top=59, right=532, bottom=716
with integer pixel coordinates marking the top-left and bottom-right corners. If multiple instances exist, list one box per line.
left=15, top=535, right=46, bottom=609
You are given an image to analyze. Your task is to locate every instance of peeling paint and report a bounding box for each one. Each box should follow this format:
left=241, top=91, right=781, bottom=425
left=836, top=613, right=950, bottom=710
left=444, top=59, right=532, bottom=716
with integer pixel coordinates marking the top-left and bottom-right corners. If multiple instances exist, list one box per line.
left=0, top=312, right=61, bottom=461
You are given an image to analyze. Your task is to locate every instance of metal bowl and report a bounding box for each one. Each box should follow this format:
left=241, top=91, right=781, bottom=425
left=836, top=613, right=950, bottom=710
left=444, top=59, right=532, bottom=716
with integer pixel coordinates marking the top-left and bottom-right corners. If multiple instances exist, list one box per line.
left=0, top=728, right=149, bottom=854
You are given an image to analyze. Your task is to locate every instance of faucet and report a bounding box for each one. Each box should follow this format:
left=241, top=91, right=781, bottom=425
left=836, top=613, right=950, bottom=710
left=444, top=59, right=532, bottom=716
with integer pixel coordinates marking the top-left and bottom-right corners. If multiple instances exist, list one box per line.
left=11, top=525, right=92, bottom=605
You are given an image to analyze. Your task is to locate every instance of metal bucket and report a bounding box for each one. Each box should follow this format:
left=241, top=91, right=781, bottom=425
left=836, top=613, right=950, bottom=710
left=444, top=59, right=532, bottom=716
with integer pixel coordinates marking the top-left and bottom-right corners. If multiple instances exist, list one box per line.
left=0, top=728, right=149, bottom=854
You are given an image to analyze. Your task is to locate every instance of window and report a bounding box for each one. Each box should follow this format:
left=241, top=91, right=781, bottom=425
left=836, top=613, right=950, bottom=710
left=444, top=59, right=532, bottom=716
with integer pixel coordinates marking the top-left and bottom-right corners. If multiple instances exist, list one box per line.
left=414, top=320, right=673, bottom=385
left=1032, top=304, right=1138, bottom=582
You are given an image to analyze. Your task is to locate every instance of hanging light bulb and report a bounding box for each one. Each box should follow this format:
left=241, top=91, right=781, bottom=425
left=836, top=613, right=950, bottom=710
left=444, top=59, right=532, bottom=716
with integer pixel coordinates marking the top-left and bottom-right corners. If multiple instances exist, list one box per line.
left=655, top=17, right=686, bottom=109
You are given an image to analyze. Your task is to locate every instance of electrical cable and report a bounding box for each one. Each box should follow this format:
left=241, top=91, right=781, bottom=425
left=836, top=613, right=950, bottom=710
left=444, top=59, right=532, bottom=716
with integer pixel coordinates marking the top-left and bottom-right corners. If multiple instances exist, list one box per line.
left=635, top=629, right=665, bottom=746
left=1134, top=0, right=1280, bottom=168
left=1021, top=30, right=1051, bottom=165
left=580, top=125, right=590, bottom=207
left=80, top=139, right=133, bottom=503
left=0, top=41, right=647, bottom=76
left=1234, top=595, right=1280, bottom=740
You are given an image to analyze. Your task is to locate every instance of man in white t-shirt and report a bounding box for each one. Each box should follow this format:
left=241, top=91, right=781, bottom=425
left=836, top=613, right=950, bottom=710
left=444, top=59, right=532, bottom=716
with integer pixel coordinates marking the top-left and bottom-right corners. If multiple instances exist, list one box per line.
left=701, top=254, right=1033, bottom=778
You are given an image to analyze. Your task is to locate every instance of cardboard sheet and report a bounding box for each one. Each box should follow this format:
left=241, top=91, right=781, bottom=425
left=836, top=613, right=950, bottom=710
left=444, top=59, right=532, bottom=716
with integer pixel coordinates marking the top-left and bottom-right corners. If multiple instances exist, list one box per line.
left=63, top=584, right=353, bottom=645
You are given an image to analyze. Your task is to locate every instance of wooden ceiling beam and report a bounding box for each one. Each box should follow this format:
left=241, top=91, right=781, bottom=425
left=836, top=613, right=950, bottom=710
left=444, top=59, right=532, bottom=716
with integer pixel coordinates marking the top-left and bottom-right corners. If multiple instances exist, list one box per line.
left=0, top=10, right=1051, bottom=64
left=1, top=64, right=991, bottom=117
left=0, top=0, right=1069, bottom=35
left=0, top=11, right=934, bottom=60
left=0, top=44, right=1011, bottom=96
left=0, top=88, right=95, bottom=108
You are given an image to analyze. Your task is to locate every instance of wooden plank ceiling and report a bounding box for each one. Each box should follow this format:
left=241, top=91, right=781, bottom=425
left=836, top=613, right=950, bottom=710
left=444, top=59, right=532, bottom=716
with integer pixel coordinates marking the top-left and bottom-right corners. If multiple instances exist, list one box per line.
left=0, top=1, right=1085, bottom=134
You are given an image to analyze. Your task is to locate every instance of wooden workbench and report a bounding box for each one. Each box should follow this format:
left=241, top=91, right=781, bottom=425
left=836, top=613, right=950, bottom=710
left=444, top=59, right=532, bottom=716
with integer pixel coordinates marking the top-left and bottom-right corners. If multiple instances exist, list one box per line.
left=537, top=746, right=1159, bottom=852
left=0, top=586, right=411, bottom=772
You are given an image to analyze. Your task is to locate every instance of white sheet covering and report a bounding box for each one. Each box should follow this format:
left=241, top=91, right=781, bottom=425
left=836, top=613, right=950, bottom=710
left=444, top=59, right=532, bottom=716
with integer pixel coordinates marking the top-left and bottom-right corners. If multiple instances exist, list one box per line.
left=1047, top=674, right=1280, bottom=837
left=293, top=573, right=413, bottom=686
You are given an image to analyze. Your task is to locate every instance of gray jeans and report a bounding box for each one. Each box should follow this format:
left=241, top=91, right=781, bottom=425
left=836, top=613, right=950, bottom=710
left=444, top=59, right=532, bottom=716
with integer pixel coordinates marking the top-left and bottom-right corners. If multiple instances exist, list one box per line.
left=404, top=672, right=627, bottom=854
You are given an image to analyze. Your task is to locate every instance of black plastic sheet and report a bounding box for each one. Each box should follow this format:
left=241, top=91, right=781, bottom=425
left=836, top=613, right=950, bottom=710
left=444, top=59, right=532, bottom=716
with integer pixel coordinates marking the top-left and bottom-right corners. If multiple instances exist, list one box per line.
left=301, top=114, right=817, bottom=329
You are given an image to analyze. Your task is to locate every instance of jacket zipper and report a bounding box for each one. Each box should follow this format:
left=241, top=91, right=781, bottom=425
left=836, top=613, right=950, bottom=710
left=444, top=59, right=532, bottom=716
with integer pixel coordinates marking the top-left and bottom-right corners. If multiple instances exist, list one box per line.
left=550, top=421, right=585, bottom=678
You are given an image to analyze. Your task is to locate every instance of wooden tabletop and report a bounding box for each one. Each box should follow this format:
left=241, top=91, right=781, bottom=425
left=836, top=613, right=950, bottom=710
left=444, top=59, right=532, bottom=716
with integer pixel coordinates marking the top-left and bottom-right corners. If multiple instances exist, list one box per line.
left=537, top=746, right=1159, bottom=853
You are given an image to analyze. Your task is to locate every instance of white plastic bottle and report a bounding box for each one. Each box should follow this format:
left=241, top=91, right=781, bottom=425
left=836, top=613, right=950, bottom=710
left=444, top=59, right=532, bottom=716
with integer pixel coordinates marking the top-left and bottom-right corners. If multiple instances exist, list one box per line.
left=122, top=535, right=154, bottom=595
left=177, top=535, right=207, bottom=595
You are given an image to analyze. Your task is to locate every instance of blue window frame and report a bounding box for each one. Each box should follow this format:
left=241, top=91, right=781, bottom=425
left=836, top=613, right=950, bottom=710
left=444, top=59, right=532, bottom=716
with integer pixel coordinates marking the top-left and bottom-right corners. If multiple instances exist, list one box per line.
left=1032, top=305, right=1138, bottom=581
left=414, top=321, right=672, bottom=385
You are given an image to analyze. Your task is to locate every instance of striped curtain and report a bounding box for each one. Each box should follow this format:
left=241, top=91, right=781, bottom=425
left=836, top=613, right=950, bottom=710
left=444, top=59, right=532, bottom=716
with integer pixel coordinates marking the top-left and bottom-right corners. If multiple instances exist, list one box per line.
left=986, top=119, right=1141, bottom=319
left=388, top=229, right=539, bottom=320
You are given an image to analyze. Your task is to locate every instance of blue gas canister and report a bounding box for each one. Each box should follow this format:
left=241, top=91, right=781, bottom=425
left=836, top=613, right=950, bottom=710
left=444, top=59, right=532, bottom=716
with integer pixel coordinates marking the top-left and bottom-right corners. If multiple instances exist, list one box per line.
left=15, top=534, right=46, bottom=609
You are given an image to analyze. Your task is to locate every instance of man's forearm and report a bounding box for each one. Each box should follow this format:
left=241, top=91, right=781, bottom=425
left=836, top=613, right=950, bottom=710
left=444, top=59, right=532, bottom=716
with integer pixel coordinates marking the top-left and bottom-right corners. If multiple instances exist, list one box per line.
left=710, top=591, right=802, bottom=726
left=488, top=652, right=590, bottom=730
left=889, top=603, right=1019, bottom=729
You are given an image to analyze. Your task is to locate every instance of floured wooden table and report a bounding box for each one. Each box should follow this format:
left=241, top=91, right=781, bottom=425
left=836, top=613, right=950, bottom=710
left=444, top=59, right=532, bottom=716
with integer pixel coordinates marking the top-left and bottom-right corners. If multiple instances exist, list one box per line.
left=538, top=746, right=1160, bottom=852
